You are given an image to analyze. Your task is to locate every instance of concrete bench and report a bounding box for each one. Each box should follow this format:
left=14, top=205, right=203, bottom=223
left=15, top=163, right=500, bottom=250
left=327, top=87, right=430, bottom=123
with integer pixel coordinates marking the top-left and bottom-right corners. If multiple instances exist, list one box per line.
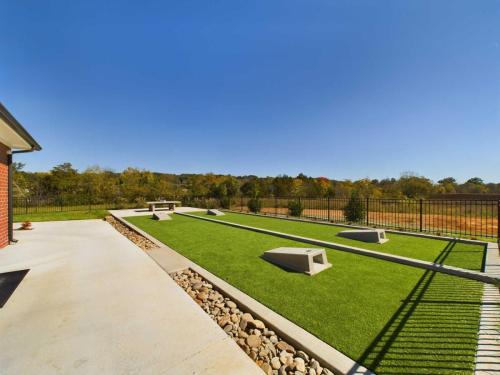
left=147, top=201, right=181, bottom=212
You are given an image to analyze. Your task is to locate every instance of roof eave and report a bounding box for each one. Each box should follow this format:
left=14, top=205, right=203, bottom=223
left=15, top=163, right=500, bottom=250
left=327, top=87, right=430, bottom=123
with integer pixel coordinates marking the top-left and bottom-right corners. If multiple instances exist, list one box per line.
left=0, top=102, right=42, bottom=152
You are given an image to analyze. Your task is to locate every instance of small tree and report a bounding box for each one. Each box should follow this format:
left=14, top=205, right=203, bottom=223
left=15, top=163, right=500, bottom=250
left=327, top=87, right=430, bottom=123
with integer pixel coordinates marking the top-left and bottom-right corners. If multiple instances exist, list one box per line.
left=247, top=197, right=262, bottom=213
left=343, top=190, right=365, bottom=223
left=288, top=199, right=304, bottom=217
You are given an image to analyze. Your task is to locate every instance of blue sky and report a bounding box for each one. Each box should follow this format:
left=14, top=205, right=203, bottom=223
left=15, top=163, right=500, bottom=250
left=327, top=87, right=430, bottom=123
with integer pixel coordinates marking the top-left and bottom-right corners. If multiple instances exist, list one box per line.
left=1, top=1, right=499, bottom=182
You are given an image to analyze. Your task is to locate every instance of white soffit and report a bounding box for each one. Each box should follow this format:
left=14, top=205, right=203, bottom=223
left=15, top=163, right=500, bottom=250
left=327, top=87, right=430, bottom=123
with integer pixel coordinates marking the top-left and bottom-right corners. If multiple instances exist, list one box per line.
left=0, top=116, right=32, bottom=150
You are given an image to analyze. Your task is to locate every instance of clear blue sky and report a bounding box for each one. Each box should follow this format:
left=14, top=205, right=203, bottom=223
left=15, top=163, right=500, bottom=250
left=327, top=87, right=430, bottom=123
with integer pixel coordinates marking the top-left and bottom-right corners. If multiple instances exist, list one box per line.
left=1, top=1, right=499, bottom=182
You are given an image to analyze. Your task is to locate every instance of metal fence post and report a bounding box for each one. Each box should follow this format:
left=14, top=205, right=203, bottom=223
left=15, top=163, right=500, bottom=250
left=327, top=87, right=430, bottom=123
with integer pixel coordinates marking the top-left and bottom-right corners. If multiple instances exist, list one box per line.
left=240, top=196, right=243, bottom=212
left=25, top=198, right=28, bottom=214
left=419, top=199, right=423, bottom=232
left=327, top=196, right=331, bottom=222
left=497, top=200, right=500, bottom=241
left=366, top=197, right=369, bottom=226
left=275, top=197, right=278, bottom=216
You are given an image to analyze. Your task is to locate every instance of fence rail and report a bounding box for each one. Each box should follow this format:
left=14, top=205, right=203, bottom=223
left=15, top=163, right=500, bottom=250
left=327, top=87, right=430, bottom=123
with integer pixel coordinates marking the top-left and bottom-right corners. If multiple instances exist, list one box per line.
left=14, top=196, right=500, bottom=240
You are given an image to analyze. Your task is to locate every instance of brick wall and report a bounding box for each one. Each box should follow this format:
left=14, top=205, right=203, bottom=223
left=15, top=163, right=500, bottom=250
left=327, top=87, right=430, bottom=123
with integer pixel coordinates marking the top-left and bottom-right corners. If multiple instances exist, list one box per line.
left=0, top=143, right=9, bottom=248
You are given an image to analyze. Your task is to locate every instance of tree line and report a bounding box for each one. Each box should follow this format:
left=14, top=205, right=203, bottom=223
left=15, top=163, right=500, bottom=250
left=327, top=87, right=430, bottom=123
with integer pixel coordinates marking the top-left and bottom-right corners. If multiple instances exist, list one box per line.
left=12, top=162, right=500, bottom=204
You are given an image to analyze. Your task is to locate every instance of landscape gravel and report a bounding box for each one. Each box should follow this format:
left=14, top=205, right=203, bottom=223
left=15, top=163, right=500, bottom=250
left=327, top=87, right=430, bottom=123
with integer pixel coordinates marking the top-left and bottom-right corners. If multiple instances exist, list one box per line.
left=172, top=268, right=335, bottom=375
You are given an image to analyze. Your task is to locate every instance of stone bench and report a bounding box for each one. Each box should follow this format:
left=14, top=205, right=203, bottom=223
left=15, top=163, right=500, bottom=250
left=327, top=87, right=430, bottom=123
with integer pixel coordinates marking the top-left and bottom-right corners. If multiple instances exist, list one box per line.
left=147, top=201, right=181, bottom=212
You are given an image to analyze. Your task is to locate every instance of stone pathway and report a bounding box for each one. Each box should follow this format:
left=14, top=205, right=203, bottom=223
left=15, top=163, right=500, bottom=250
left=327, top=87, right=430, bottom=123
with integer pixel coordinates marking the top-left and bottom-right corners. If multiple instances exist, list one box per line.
left=475, top=242, right=500, bottom=374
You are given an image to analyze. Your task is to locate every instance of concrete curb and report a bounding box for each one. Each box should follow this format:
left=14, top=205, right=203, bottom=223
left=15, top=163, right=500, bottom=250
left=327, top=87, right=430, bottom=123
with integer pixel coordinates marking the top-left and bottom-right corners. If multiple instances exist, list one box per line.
left=111, top=212, right=374, bottom=375
left=224, top=210, right=491, bottom=246
left=178, top=212, right=500, bottom=286
left=475, top=241, right=500, bottom=374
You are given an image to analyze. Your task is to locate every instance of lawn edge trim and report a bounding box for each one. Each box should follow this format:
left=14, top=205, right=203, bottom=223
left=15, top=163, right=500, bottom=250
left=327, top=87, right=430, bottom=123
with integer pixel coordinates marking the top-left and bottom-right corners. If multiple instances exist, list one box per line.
left=223, top=210, right=491, bottom=245
left=474, top=241, right=500, bottom=372
left=113, top=212, right=374, bottom=375
left=178, top=212, right=500, bottom=286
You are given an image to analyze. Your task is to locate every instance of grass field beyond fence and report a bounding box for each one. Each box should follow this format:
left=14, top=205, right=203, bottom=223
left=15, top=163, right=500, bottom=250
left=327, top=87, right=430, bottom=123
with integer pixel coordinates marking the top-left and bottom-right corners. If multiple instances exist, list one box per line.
left=126, top=213, right=484, bottom=374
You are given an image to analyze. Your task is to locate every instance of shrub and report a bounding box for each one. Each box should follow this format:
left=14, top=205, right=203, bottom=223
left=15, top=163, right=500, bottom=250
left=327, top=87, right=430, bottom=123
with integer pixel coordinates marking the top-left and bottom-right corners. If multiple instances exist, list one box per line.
left=343, top=190, right=365, bottom=223
left=288, top=199, right=304, bottom=217
left=247, top=198, right=262, bottom=213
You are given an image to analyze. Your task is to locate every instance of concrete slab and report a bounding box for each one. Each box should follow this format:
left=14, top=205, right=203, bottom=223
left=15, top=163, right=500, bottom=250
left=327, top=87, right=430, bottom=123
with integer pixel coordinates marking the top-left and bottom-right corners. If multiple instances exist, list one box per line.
left=0, top=220, right=260, bottom=375
left=153, top=211, right=171, bottom=221
left=207, top=209, right=225, bottom=216
left=263, top=247, right=332, bottom=275
left=338, top=229, right=389, bottom=244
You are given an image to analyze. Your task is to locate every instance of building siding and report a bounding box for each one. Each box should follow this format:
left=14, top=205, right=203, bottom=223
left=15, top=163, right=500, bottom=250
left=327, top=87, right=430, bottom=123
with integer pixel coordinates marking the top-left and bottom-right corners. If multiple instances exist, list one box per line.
left=0, top=142, right=9, bottom=248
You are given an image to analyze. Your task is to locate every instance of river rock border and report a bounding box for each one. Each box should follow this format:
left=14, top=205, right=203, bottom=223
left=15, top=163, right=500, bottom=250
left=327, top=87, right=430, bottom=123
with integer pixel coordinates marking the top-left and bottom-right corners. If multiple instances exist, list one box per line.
left=172, top=268, right=334, bottom=375
left=105, top=215, right=158, bottom=251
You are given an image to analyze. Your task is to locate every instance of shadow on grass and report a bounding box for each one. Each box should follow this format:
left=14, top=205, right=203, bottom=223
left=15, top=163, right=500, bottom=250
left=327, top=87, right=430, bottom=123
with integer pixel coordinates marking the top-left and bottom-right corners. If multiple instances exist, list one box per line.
left=356, top=241, right=491, bottom=375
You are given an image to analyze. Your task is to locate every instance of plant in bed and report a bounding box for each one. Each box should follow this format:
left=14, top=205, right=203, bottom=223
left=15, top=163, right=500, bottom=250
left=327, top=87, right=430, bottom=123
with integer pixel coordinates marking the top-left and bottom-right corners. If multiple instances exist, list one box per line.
left=288, top=199, right=304, bottom=217
left=343, top=190, right=365, bottom=223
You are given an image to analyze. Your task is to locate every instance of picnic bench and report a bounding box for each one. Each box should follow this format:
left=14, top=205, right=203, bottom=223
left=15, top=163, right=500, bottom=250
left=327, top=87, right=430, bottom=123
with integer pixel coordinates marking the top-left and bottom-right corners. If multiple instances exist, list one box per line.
left=147, top=200, right=181, bottom=212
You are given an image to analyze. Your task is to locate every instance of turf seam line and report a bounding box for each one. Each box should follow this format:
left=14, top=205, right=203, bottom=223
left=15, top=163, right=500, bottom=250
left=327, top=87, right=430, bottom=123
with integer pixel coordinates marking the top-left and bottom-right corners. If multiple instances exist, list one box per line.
left=177, top=212, right=500, bottom=286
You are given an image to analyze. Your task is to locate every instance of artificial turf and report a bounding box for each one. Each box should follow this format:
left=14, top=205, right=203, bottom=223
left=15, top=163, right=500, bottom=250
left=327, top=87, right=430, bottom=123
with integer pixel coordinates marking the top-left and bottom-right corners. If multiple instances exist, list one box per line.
left=126, top=214, right=484, bottom=374
left=190, top=211, right=485, bottom=271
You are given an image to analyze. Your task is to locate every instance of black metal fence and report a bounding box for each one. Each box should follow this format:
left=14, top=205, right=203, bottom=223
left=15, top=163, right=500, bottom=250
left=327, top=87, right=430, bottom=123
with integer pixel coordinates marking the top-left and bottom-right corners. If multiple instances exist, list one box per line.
left=12, top=196, right=139, bottom=215
left=14, top=195, right=500, bottom=240
left=227, top=197, right=499, bottom=240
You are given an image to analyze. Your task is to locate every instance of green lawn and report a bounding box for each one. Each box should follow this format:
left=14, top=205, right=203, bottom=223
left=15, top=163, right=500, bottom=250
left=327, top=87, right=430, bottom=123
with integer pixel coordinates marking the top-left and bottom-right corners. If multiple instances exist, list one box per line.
left=190, top=212, right=485, bottom=271
left=14, top=210, right=109, bottom=222
left=126, top=214, right=484, bottom=374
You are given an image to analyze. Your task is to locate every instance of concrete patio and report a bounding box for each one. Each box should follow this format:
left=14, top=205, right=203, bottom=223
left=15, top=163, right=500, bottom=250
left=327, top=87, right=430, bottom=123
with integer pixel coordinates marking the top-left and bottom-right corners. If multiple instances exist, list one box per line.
left=0, top=219, right=260, bottom=375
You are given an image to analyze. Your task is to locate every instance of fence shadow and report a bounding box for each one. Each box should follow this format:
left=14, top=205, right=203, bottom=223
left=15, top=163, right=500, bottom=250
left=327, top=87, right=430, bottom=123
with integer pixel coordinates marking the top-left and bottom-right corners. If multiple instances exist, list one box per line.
left=355, top=241, right=492, bottom=374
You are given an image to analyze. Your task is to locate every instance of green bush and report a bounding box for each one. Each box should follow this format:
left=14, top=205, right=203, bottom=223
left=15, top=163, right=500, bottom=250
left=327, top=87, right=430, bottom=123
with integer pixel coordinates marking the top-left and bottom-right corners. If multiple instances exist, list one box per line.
left=247, top=198, right=262, bottom=213
left=288, top=199, right=304, bottom=217
left=343, top=190, right=365, bottom=223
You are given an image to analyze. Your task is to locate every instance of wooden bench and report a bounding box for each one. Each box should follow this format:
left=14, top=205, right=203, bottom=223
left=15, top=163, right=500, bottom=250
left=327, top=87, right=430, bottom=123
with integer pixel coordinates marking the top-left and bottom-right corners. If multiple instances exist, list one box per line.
left=147, top=200, right=181, bottom=212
